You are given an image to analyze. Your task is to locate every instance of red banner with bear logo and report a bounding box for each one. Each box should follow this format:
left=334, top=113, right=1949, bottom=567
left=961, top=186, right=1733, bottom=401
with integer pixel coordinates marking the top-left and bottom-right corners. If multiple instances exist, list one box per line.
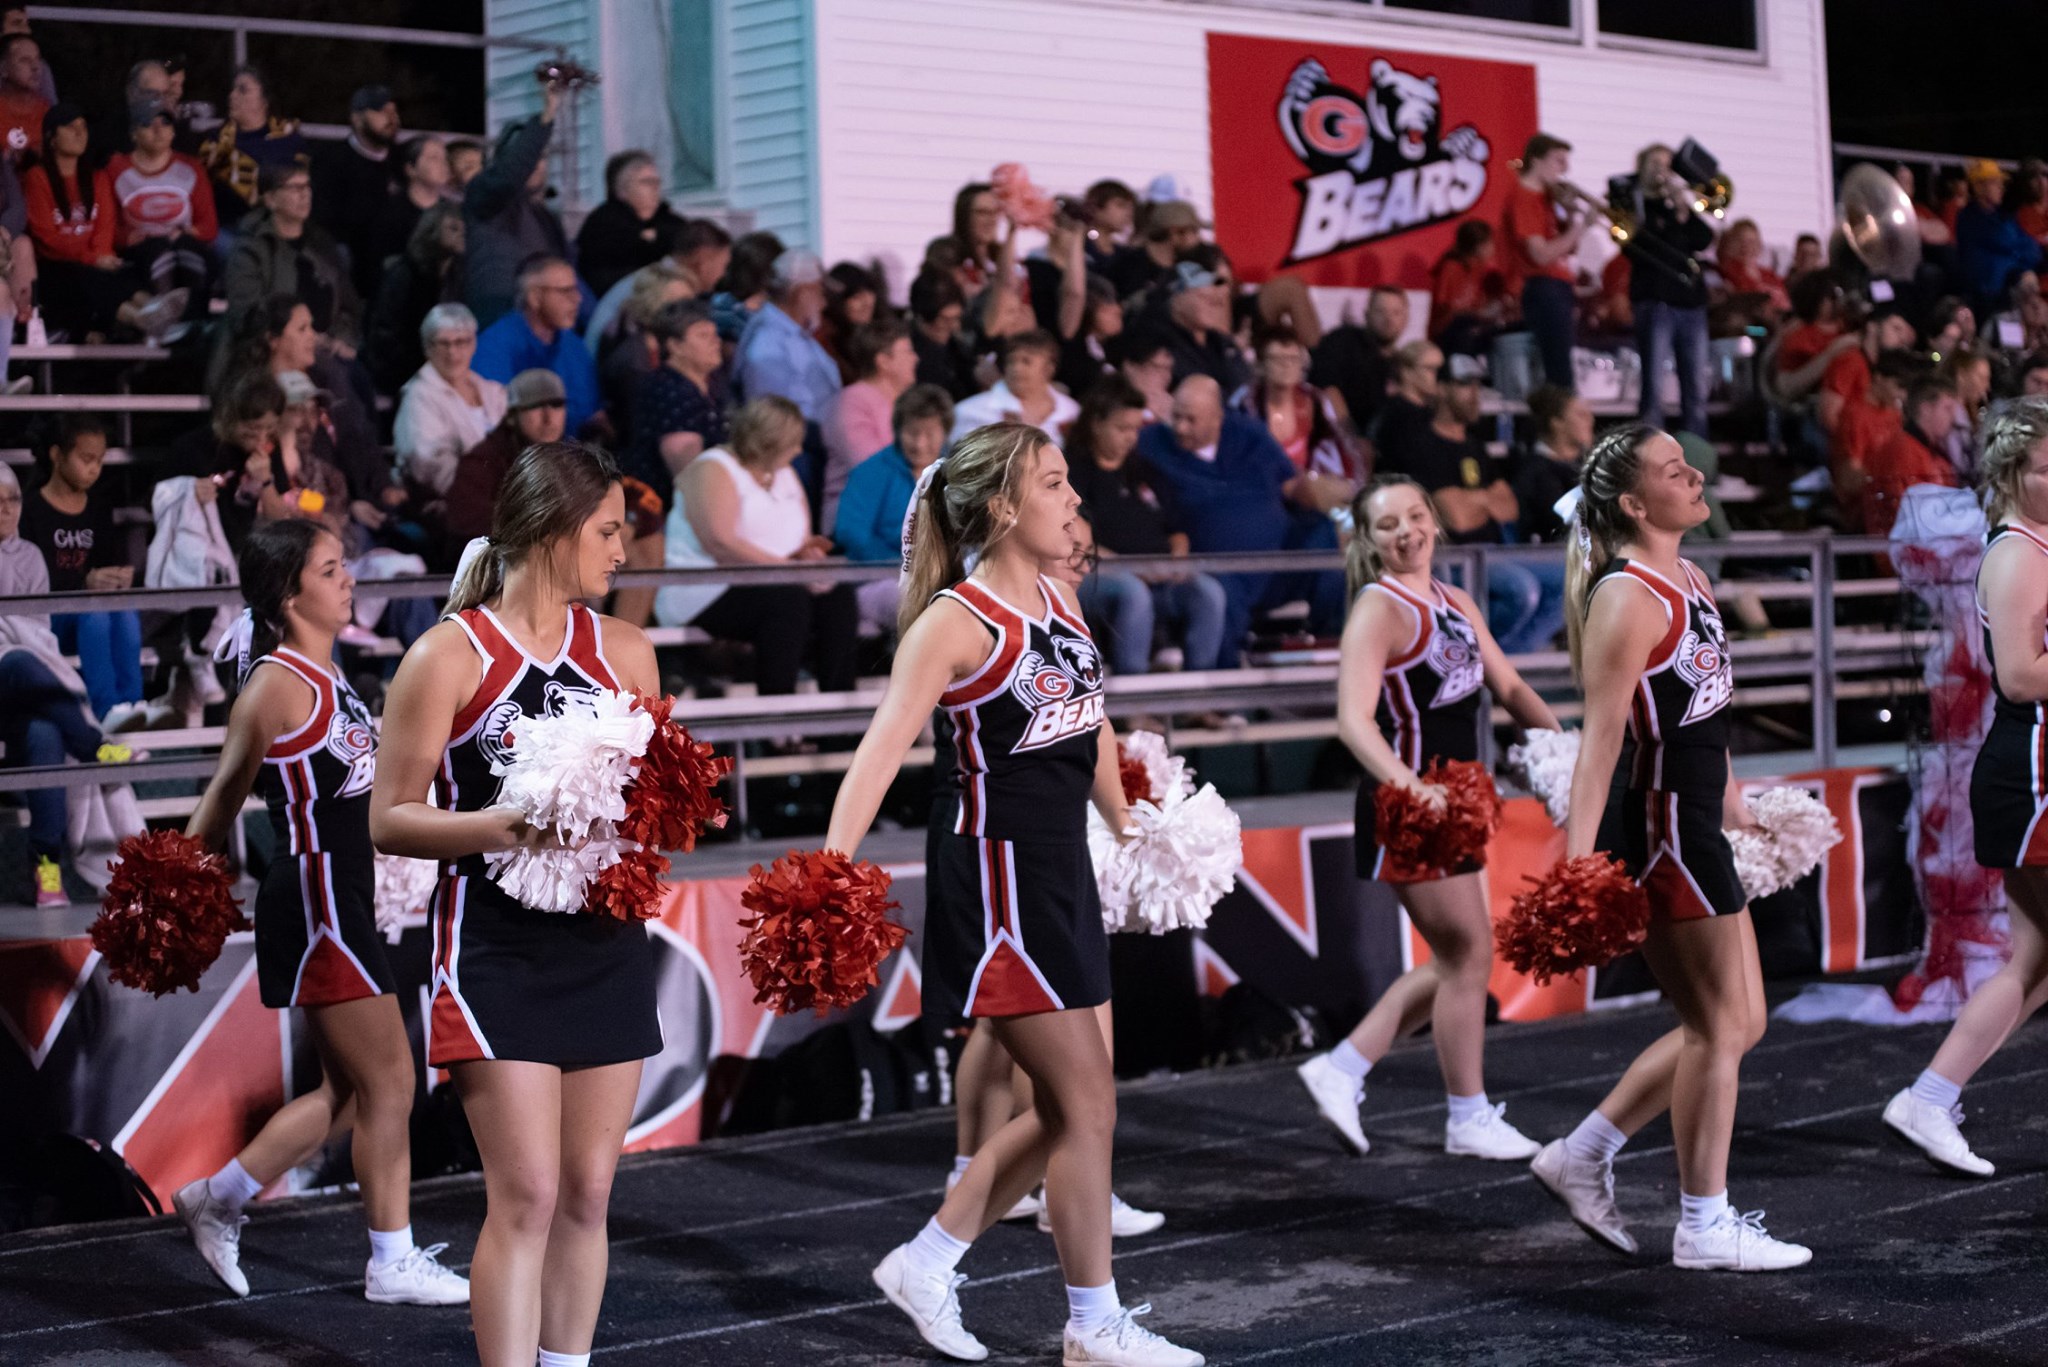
left=1207, top=32, right=1539, bottom=289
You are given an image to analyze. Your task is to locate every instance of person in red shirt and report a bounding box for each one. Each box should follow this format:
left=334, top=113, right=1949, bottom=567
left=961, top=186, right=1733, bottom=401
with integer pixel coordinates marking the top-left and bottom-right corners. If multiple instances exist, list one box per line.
left=1427, top=220, right=1507, bottom=356
left=24, top=104, right=160, bottom=340
left=1863, top=375, right=1961, bottom=537
left=1831, top=348, right=1925, bottom=527
left=1817, top=300, right=1917, bottom=436
left=2012, top=158, right=2048, bottom=247
left=1581, top=251, right=1632, bottom=336
left=1501, top=132, right=1587, bottom=391
left=0, top=33, right=46, bottom=164
left=1713, top=217, right=1789, bottom=321
left=106, top=99, right=215, bottom=331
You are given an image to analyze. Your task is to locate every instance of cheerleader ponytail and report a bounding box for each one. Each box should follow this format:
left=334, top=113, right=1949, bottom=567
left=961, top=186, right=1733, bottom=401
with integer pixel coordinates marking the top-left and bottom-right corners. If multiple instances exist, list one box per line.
left=896, top=421, right=1045, bottom=637
left=231, top=519, right=326, bottom=684
left=446, top=441, right=620, bottom=615
left=1564, top=424, right=1658, bottom=680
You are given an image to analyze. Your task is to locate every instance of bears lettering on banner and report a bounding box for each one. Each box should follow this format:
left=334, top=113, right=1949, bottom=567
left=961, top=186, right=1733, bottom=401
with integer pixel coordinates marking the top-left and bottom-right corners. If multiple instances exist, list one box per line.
left=1207, top=34, right=1539, bottom=289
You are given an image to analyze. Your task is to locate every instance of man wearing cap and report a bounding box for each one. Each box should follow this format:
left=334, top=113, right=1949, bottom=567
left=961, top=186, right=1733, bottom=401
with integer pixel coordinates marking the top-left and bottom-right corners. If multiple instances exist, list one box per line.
left=0, top=33, right=47, bottom=164
left=444, top=368, right=569, bottom=551
left=1159, top=252, right=1249, bottom=391
left=1815, top=298, right=1917, bottom=437
left=1105, top=198, right=1205, bottom=303
left=1956, top=158, right=2043, bottom=319
left=464, top=78, right=568, bottom=327
left=472, top=255, right=602, bottom=436
left=735, top=248, right=842, bottom=424
left=107, top=98, right=216, bottom=315
left=313, top=85, right=404, bottom=303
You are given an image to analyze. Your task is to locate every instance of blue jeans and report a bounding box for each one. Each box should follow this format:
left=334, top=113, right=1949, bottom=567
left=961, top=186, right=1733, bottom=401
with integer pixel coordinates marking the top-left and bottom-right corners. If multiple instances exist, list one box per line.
left=0, top=652, right=103, bottom=857
left=1212, top=517, right=1348, bottom=669
left=1635, top=300, right=1711, bottom=437
left=53, top=611, right=143, bottom=717
left=1487, top=557, right=1568, bottom=655
left=1520, top=277, right=1577, bottom=391
left=1080, top=568, right=1229, bottom=675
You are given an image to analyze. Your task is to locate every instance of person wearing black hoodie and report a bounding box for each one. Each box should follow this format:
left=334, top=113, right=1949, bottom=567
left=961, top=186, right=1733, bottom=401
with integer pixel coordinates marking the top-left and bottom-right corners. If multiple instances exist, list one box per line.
left=462, top=78, right=567, bottom=327
left=574, top=149, right=683, bottom=298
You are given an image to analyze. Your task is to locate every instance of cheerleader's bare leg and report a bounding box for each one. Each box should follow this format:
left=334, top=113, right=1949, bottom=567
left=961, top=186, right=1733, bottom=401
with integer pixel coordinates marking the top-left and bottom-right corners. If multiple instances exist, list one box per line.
left=1887, top=869, right=2048, bottom=1175
left=538, top=1060, right=644, bottom=1361
left=454, top=1061, right=564, bottom=1367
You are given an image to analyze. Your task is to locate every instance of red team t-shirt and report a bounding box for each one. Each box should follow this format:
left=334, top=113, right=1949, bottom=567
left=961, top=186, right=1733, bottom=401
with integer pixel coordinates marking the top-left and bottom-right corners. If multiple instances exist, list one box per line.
left=1501, top=183, right=1573, bottom=288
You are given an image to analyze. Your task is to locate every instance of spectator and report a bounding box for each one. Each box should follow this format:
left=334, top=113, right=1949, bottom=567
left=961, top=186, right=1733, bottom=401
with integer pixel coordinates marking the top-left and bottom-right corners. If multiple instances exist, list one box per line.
left=364, top=200, right=464, bottom=391
left=91, top=58, right=164, bottom=168
left=1926, top=296, right=1978, bottom=358
left=1864, top=375, right=1961, bottom=536
left=1136, top=375, right=1347, bottom=667
left=1428, top=220, right=1507, bottom=356
left=818, top=261, right=880, bottom=382
left=1231, top=327, right=1363, bottom=483
left=585, top=218, right=729, bottom=356
left=0, top=7, right=51, bottom=101
left=1066, top=378, right=1226, bottom=676
left=2019, top=349, right=2048, bottom=398
left=393, top=302, right=506, bottom=497
left=1119, top=328, right=1177, bottom=424
left=271, top=370, right=352, bottom=541
left=1943, top=345, right=1994, bottom=476
left=1310, top=287, right=1409, bottom=448
left=1711, top=216, right=1788, bottom=333
left=0, top=33, right=47, bottom=164
left=1956, top=159, right=2042, bottom=316
left=908, top=268, right=973, bottom=400
left=443, top=368, right=567, bottom=550
left=821, top=316, right=915, bottom=524
left=708, top=228, right=783, bottom=342
left=833, top=383, right=953, bottom=634
left=107, top=99, right=215, bottom=324
left=2012, top=158, right=2048, bottom=247
left=1105, top=199, right=1203, bottom=303
left=1509, top=384, right=1592, bottom=542
left=734, top=248, right=841, bottom=423
left=1022, top=204, right=1089, bottom=353
left=361, top=135, right=448, bottom=304
left=1501, top=132, right=1587, bottom=391
left=463, top=82, right=568, bottom=326
left=1624, top=143, right=1717, bottom=436
left=0, top=462, right=124, bottom=908
left=950, top=329, right=1078, bottom=443
left=596, top=261, right=697, bottom=430
left=471, top=255, right=602, bottom=436
left=1817, top=300, right=1916, bottom=436
left=1373, top=338, right=1443, bottom=460
left=626, top=298, right=729, bottom=501
left=198, top=65, right=307, bottom=215
left=1784, top=232, right=1827, bottom=291
left=942, top=181, right=1004, bottom=294
left=1155, top=251, right=1249, bottom=391
left=1766, top=268, right=1857, bottom=406
left=24, top=105, right=167, bottom=341
left=654, top=395, right=856, bottom=697
left=167, top=370, right=294, bottom=553
left=218, top=162, right=362, bottom=381
left=445, top=139, right=484, bottom=192
left=1081, top=178, right=1139, bottom=268
left=575, top=149, right=683, bottom=298
left=311, top=84, right=402, bottom=302
left=1055, top=272, right=1123, bottom=398
left=1832, top=347, right=1925, bottom=523
left=18, top=414, right=144, bottom=725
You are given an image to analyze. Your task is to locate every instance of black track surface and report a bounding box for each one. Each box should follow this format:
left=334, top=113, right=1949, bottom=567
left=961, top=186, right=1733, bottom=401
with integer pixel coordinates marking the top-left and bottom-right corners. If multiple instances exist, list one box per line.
left=2, top=1006, right=2044, bottom=1365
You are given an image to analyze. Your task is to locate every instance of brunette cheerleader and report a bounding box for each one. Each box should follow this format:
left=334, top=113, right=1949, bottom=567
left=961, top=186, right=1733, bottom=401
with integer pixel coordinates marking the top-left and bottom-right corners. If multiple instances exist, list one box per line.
left=370, top=443, right=662, bottom=1367
left=1531, top=426, right=1809, bottom=1270
left=173, top=519, right=468, bottom=1304
left=834, top=423, right=1200, bottom=1365
left=1296, top=477, right=1560, bottom=1158
left=1885, top=399, right=2048, bottom=1174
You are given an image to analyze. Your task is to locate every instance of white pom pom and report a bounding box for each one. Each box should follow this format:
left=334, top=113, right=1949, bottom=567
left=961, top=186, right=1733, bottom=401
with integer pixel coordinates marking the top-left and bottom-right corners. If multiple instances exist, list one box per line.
left=372, top=852, right=439, bottom=943
left=1506, top=728, right=1579, bottom=827
left=484, top=831, right=629, bottom=915
left=1728, top=786, right=1843, bottom=900
left=488, top=689, right=653, bottom=841
left=1121, top=730, right=1193, bottom=804
left=1098, top=783, right=1242, bottom=934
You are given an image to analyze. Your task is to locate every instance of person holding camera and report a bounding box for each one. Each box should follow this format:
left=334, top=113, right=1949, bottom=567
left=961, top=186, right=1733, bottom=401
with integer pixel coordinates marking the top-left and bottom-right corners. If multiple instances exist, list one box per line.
left=464, top=74, right=568, bottom=328
left=1624, top=144, right=1717, bottom=437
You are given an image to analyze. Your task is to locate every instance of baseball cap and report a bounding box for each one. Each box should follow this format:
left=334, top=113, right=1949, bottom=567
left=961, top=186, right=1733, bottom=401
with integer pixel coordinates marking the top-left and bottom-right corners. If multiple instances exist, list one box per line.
left=506, top=368, right=567, bottom=411
left=275, top=370, right=331, bottom=407
left=350, top=84, right=395, bottom=114
left=1148, top=200, right=1210, bottom=234
left=40, top=100, right=83, bottom=146
left=1966, top=157, right=2007, bottom=184
left=1438, top=353, right=1486, bottom=385
left=127, top=97, right=171, bottom=130
left=1168, top=260, right=1221, bottom=294
left=1146, top=173, right=1197, bottom=204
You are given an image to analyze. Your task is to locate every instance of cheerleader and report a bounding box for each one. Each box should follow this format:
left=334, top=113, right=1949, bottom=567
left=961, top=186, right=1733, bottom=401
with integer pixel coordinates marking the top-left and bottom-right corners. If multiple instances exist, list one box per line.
left=1885, top=400, right=2048, bottom=1174
left=1296, top=476, right=1560, bottom=1159
left=834, top=422, right=1200, bottom=1365
left=1531, top=425, right=1809, bottom=1271
left=173, top=519, right=468, bottom=1305
left=370, top=443, right=662, bottom=1367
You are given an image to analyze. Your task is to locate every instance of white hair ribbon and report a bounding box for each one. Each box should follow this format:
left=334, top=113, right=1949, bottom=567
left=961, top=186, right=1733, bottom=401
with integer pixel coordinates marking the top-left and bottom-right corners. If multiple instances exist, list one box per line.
left=1552, top=485, right=1585, bottom=527
left=899, top=458, right=946, bottom=582
left=212, top=606, right=257, bottom=681
left=453, top=535, right=498, bottom=588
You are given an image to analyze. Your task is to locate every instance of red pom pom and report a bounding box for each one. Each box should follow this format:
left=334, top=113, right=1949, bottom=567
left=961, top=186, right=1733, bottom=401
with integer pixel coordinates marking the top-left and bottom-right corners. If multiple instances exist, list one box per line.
left=90, top=830, right=247, bottom=996
left=620, top=693, right=733, bottom=854
left=1497, top=854, right=1651, bottom=985
left=1118, top=750, right=1152, bottom=806
left=585, top=845, right=670, bottom=922
left=1372, top=759, right=1503, bottom=877
left=738, top=850, right=906, bottom=1016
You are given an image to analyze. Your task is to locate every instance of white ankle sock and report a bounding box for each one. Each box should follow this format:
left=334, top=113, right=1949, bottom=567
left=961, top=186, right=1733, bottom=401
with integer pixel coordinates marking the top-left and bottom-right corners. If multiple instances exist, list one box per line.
left=951, top=1154, right=974, bottom=1181
left=367, top=1224, right=414, bottom=1268
left=1445, top=1091, right=1491, bottom=1125
left=537, top=1351, right=590, bottom=1367
left=1065, top=1279, right=1121, bottom=1333
left=1563, top=1111, right=1628, bottom=1167
left=205, top=1158, right=264, bottom=1211
left=1911, top=1068, right=1962, bottom=1111
left=1328, top=1039, right=1373, bottom=1081
left=1678, top=1189, right=1729, bottom=1233
left=902, top=1216, right=972, bottom=1280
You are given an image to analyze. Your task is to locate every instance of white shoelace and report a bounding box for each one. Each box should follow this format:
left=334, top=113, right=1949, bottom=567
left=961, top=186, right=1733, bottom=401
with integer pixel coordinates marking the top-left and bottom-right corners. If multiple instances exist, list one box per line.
left=1724, top=1208, right=1774, bottom=1240
left=1107, top=1303, right=1167, bottom=1349
left=923, top=1270, right=969, bottom=1327
left=393, top=1242, right=462, bottom=1282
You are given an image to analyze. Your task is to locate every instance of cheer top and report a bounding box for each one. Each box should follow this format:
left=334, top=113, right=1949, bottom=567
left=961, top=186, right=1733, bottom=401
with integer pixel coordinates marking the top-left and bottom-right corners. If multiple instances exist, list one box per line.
left=1596, top=558, right=1733, bottom=795
left=253, top=647, right=378, bottom=862
left=1981, top=525, right=2048, bottom=733
left=1369, top=577, right=1484, bottom=768
left=936, top=576, right=1105, bottom=843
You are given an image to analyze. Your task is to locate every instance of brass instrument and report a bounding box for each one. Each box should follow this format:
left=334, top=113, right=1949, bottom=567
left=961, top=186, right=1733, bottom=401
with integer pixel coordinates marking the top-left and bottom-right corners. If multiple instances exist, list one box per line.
left=1673, top=138, right=1732, bottom=220
left=1834, top=162, right=1922, bottom=280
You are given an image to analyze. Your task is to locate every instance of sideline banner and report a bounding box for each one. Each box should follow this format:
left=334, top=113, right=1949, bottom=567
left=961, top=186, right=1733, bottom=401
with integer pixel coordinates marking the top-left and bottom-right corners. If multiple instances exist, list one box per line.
left=1207, top=32, right=1539, bottom=288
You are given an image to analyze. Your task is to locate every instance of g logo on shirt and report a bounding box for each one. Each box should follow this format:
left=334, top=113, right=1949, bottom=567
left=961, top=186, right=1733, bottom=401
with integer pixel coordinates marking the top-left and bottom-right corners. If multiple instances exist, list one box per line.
left=1011, top=646, right=1106, bottom=753
left=1674, top=615, right=1733, bottom=725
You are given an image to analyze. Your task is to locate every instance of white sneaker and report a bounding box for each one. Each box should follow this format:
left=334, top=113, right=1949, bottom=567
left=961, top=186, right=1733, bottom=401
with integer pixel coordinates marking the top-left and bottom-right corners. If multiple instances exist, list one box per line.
left=1883, top=1088, right=1995, bottom=1177
left=364, top=1242, right=470, bottom=1305
left=1036, top=1192, right=1167, bottom=1238
left=1529, top=1140, right=1637, bottom=1255
left=1064, top=1304, right=1203, bottom=1366
left=172, top=1179, right=249, bottom=1297
left=1672, top=1208, right=1812, bottom=1272
left=1445, top=1102, right=1541, bottom=1161
left=1295, top=1053, right=1369, bottom=1154
left=871, top=1244, right=988, bottom=1362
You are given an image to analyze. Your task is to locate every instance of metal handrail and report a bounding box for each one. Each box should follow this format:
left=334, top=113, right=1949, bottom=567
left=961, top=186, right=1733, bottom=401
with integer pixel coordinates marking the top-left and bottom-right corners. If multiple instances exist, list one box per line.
left=27, top=6, right=558, bottom=55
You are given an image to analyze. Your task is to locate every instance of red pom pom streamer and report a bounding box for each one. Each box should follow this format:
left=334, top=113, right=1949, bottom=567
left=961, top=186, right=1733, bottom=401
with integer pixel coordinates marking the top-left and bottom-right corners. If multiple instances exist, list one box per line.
left=585, top=845, right=670, bottom=922
left=1497, top=854, right=1651, bottom=985
left=738, top=850, right=906, bottom=1015
left=90, top=830, right=247, bottom=996
left=1118, top=750, right=1152, bottom=807
left=1372, top=759, right=1503, bottom=876
left=619, top=692, right=733, bottom=855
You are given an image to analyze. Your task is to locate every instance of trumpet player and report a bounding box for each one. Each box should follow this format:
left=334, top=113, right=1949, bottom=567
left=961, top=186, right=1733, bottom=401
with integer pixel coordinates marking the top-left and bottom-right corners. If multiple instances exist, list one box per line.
left=1503, top=133, right=1590, bottom=393
left=1623, top=144, right=1717, bottom=437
